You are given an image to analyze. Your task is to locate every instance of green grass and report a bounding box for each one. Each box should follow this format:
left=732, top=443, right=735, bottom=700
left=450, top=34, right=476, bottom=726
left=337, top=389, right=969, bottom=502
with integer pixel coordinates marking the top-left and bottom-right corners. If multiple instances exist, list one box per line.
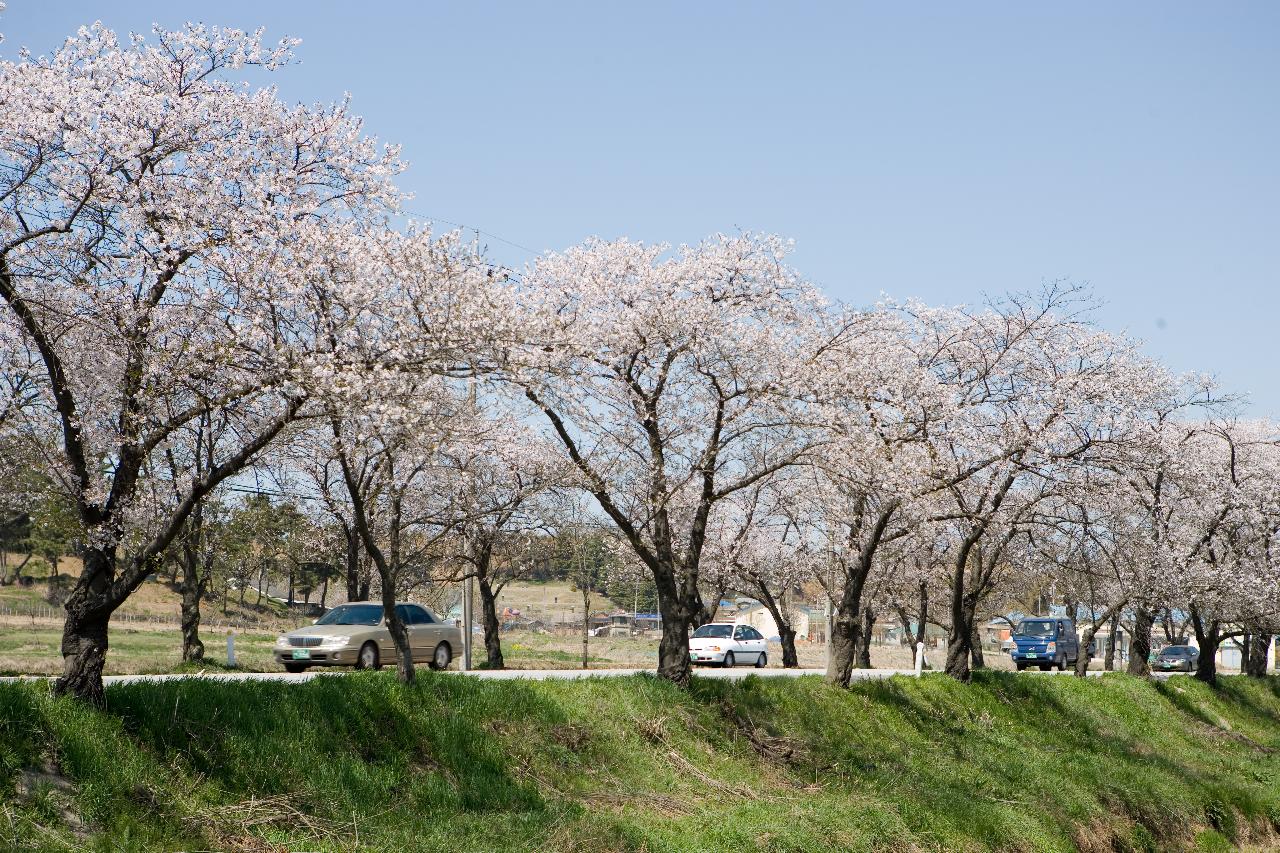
left=1, top=673, right=1278, bottom=851
left=0, top=625, right=279, bottom=677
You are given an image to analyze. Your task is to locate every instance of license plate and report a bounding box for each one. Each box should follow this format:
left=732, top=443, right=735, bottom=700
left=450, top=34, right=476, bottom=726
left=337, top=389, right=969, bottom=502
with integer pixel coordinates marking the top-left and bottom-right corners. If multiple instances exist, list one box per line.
left=291, top=649, right=311, bottom=660
left=1026, top=653, right=1037, bottom=658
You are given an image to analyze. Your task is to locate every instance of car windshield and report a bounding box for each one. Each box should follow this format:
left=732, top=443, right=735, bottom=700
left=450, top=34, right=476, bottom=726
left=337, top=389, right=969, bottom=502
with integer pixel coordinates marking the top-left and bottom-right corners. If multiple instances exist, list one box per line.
left=1161, top=646, right=1187, bottom=656
left=1015, top=620, right=1054, bottom=638
left=692, top=625, right=733, bottom=639
left=314, top=604, right=383, bottom=626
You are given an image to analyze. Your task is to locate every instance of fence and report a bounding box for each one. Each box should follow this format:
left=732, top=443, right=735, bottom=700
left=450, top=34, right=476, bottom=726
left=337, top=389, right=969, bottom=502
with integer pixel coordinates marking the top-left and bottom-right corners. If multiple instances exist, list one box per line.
left=0, top=602, right=273, bottom=632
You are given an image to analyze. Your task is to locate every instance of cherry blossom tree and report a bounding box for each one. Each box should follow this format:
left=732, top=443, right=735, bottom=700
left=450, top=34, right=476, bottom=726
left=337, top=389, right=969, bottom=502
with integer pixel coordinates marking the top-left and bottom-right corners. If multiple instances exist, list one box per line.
left=703, top=483, right=819, bottom=668
left=907, top=291, right=1151, bottom=681
left=0, top=24, right=412, bottom=702
left=507, top=234, right=844, bottom=685
left=438, top=416, right=569, bottom=669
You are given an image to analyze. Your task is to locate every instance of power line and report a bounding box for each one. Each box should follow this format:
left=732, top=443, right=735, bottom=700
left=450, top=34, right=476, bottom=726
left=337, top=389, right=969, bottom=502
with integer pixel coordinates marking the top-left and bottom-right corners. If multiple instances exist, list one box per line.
left=399, top=208, right=542, bottom=258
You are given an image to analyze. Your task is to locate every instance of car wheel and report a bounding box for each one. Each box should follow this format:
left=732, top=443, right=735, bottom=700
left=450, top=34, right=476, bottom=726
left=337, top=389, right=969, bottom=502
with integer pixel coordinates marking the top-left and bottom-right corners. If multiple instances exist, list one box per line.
left=1056, top=657, right=1066, bottom=671
left=1015, top=662, right=1026, bottom=672
left=723, top=651, right=736, bottom=668
left=755, top=652, right=767, bottom=668
left=430, top=642, right=452, bottom=671
left=356, top=641, right=381, bottom=671
left=284, top=662, right=308, bottom=674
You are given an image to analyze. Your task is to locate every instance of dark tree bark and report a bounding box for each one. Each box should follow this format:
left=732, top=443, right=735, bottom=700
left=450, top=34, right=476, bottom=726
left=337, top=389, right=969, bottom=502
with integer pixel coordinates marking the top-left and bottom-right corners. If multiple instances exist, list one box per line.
left=343, top=527, right=364, bottom=601
left=58, top=604, right=112, bottom=705
left=969, top=621, right=985, bottom=670
left=332, top=421, right=417, bottom=684
left=945, top=591, right=979, bottom=680
left=1245, top=633, right=1271, bottom=678
left=1075, top=597, right=1127, bottom=677
left=1126, top=607, right=1153, bottom=676
left=747, top=574, right=798, bottom=667
left=915, top=581, right=929, bottom=652
left=826, top=504, right=899, bottom=686
left=477, top=573, right=504, bottom=669
left=944, top=472, right=1020, bottom=682
left=654, top=568, right=693, bottom=685
left=855, top=606, right=875, bottom=669
left=179, top=576, right=206, bottom=662
left=1190, top=606, right=1221, bottom=684
left=178, top=501, right=214, bottom=663
left=1104, top=612, right=1118, bottom=671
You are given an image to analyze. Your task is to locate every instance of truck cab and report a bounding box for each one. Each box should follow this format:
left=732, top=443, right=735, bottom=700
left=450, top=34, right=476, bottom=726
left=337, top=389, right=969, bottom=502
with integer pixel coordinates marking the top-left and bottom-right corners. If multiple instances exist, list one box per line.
left=1010, top=617, right=1081, bottom=671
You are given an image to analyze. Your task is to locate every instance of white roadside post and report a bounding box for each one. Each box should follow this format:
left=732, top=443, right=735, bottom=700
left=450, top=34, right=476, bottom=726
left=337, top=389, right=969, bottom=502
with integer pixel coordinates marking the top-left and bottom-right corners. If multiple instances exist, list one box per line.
left=226, top=629, right=236, bottom=668
left=915, top=641, right=925, bottom=676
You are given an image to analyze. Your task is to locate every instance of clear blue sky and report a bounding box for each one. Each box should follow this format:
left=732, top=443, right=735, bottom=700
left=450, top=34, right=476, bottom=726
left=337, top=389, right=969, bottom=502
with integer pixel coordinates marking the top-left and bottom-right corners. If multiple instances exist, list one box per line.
left=5, top=2, right=1278, bottom=413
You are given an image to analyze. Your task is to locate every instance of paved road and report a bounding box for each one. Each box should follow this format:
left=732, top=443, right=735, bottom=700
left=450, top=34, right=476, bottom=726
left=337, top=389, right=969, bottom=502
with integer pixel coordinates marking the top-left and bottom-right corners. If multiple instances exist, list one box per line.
left=0, top=665, right=1135, bottom=687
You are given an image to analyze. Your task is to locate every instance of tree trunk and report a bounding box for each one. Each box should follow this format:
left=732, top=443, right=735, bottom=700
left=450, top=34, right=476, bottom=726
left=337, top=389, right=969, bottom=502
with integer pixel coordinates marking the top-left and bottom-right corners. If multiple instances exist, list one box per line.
left=57, top=607, right=111, bottom=706
left=945, top=593, right=978, bottom=681
left=581, top=582, right=591, bottom=669
left=776, top=623, right=797, bottom=668
left=825, top=551, right=877, bottom=686
left=855, top=606, right=875, bottom=669
left=1190, top=608, right=1220, bottom=684
left=478, top=575, right=504, bottom=669
left=1104, top=612, right=1118, bottom=671
left=320, top=576, right=329, bottom=611
left=53, top=549, right=120, bottom=705
left=178, top=514, right=207, bottom=663
left=1240, top=633, right=1251, bottom=674
left=654, top=568, right=692, bottom=685
left=1245, top=633, right=1271, bottom=678
left=8, top=552, right=32, bottom=585
left=1126, top=607, right=1153, bottom=676
left=344, top=528, right=363, bottom=601
left=45, top=554, right=66, bottom=606
left=382, top=581, right=414, bottom=684
left=969, top=620, right=985, bottom=670
left=1072, top=597, right=1126, bottom=677
left=180, top=578, right=205, bottom=662
left=826, top=602, right=858, bottom=686
left=915, top=582, right=929, bottom=654
left=751, top=579, right=798, bottom=667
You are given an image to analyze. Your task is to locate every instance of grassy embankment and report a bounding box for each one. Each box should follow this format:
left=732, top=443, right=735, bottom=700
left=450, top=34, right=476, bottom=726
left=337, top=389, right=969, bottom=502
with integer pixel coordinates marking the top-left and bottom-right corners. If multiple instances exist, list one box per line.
left=2, top=672, right=1278, bottom=852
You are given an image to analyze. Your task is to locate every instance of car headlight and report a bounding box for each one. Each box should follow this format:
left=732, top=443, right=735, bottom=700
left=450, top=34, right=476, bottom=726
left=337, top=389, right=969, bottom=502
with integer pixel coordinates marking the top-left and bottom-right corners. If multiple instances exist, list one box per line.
left=319, top=636, right=350, bottom=649
left=274, top=635, right=291, bottom=649
left=1047, top=642, right=1056, bottom=653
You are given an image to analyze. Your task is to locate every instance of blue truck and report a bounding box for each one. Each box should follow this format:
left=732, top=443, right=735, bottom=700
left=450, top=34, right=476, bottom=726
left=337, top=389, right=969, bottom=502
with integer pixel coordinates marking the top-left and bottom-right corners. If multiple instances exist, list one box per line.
left=1010, top=617, right=1083, bottom=671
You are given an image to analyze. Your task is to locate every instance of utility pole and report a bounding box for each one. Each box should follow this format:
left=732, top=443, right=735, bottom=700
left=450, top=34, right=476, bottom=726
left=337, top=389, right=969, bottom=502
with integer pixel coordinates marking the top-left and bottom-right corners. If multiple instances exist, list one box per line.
left=462, top=575, right=472, bottom=671
left=461, top=365, right=477, bottom=672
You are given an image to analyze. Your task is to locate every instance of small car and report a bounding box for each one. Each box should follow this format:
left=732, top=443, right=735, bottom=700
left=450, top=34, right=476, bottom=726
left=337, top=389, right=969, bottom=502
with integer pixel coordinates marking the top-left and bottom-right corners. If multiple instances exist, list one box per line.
left=1154, top=645, right=1199, bottom=672
left=689, top=622, right=769, bottom=668
left=274, top=601, right=461, bottom=673
left=1010, top=617, right=1082, bottom=671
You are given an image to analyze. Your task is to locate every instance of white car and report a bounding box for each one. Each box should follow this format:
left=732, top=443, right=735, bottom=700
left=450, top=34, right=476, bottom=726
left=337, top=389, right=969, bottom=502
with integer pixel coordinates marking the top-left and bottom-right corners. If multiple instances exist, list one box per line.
left=689, top=622, right=769, bottom=668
